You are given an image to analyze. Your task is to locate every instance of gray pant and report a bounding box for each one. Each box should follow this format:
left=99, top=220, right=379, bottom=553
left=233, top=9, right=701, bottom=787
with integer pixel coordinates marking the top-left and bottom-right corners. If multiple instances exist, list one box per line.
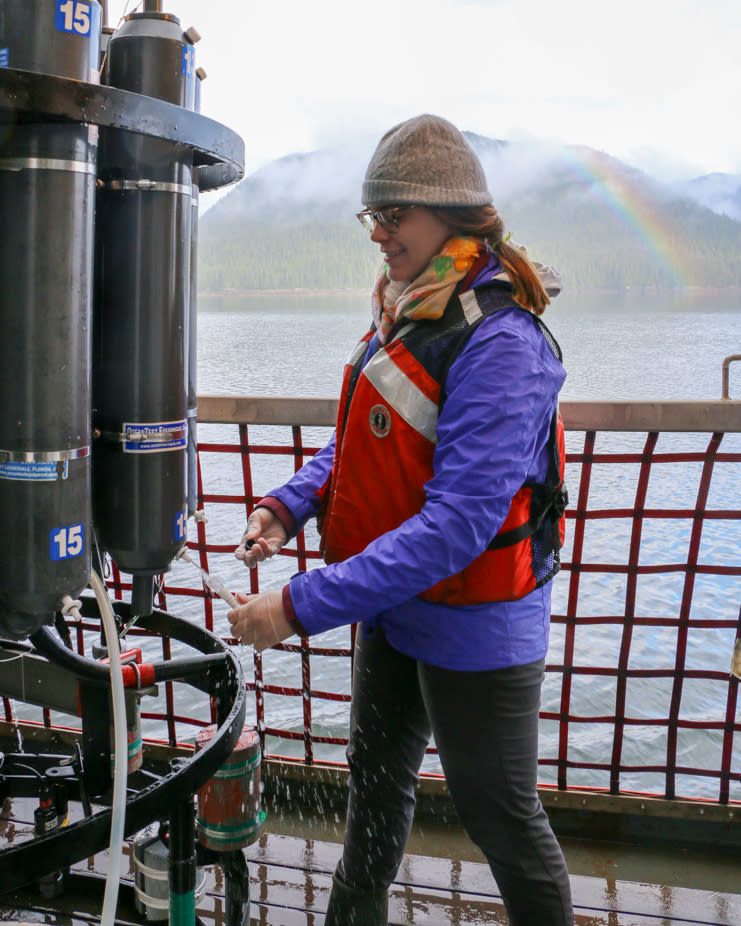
left=336, top=627, right=574, bottom=925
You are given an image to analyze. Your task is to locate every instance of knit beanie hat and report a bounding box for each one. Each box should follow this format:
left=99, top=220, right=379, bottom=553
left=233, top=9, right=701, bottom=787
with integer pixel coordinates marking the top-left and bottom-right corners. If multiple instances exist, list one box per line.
left=362, top=114, right=492, bottom=207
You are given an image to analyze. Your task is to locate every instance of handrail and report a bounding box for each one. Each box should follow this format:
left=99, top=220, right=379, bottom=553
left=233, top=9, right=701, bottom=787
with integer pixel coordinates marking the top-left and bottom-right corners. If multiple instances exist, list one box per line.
left=198, top=395, right=339, bottom=427
left=197, top=395, right=741, bottom=432
left=722, top=354, right=741, bottom=400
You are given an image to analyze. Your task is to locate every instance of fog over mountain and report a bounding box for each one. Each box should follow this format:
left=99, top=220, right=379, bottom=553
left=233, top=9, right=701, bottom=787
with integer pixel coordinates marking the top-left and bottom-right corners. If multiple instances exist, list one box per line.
left=198, top=134, right=741, bottom=292
left=674, top=173, right=741, bottom=222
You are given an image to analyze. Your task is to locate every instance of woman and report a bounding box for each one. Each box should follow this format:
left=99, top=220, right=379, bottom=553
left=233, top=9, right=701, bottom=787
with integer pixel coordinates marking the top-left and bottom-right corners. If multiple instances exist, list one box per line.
left=228, top=113, right=573, bottom=925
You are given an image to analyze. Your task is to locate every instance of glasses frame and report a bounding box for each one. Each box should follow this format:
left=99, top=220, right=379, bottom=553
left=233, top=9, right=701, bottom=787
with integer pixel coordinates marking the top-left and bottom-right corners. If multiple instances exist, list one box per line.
left=356, top=204, right=417, bottom=234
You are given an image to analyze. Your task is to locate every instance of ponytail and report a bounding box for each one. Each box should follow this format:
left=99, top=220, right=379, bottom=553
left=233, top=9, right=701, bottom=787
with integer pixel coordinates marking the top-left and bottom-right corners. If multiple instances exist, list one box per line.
left=429, top=205, right=551, bottom=316
left=495, top=239, right=550, bottom=316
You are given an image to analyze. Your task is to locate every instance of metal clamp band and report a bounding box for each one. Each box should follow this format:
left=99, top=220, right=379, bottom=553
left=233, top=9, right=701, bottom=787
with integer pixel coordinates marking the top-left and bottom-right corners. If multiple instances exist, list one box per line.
left=105, top=179, right=193, bottom=195
left=0, top=157, right=96, bottom=175
left=0, top=446, right=90, bottom=463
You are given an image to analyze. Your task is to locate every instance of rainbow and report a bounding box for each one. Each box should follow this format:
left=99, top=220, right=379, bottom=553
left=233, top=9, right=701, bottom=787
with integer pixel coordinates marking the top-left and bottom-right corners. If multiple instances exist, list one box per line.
left=560, top=145, right=686, bottom=286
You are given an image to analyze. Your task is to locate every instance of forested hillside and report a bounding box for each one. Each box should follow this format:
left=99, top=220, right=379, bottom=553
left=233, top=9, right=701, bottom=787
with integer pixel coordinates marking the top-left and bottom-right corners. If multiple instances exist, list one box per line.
left=198, top=140, right=741, bottom=292
left=198, top=220, right=378, bottom=291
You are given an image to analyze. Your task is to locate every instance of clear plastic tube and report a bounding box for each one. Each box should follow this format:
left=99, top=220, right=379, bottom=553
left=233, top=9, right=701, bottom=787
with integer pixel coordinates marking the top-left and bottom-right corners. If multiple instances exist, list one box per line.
left=90, top=569, right=127, bottom=926
left=177, top=547, right=239, bottom=608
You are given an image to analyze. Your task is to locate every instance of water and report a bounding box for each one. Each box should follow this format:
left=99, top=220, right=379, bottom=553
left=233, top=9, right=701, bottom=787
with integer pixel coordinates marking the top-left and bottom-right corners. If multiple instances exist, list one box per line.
left=196, top=287, right=741, bottom=401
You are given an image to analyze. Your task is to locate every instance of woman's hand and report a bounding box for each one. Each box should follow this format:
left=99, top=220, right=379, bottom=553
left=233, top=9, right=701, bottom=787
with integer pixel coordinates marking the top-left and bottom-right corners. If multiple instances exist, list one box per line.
left=234, top=507, right=288, bottom=568
left=227, top=589, right=294, bottom=651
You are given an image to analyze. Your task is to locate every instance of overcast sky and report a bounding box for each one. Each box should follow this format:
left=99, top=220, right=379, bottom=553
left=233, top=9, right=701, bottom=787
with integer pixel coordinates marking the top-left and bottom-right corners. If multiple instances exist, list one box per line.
left=104, top=0, right=740, bottom=189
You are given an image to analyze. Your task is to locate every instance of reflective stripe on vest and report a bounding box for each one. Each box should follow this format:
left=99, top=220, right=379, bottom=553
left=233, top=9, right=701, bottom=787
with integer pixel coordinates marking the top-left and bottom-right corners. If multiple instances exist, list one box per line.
left=362, top=346, right=440, bottom=445
left=318, top=285, right=566, bottom=604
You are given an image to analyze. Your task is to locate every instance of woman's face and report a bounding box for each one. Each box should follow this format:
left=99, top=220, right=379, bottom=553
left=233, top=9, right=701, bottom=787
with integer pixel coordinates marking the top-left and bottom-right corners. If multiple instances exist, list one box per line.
left=370, top=206, right=454, bottom=282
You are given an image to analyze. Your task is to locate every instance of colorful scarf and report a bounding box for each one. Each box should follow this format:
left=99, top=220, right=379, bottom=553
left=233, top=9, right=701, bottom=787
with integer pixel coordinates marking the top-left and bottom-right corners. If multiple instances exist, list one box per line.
left=371, top=237, right=485, bottom=344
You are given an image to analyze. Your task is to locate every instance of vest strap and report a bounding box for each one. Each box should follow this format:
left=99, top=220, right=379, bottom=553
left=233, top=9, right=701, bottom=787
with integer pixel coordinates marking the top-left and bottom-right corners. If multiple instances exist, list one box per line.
left=487, top=480, right=569, bottom=550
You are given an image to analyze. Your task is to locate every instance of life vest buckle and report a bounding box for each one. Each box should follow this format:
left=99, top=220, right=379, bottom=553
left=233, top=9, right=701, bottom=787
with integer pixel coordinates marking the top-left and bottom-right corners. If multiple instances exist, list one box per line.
left=552, top=484, right=569, bottom=519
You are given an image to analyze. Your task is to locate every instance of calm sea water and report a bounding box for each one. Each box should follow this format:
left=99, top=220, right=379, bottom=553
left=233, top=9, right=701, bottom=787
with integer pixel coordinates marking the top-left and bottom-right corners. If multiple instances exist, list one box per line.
left=188, top=288, right=741, bottom=799
left=196, top=287, right=741, bottom=401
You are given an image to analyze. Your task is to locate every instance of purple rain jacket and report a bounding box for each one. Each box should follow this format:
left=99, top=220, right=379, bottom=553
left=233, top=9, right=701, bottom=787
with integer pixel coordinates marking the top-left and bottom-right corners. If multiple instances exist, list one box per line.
left=260, top=267, right=566, bottom=671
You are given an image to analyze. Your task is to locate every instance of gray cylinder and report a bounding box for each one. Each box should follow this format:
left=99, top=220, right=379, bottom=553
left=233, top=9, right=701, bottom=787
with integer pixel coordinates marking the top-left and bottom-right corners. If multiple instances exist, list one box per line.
left=93, top=12, right=195, bottom=615
left=0, top=0, right=101, bottom=639
left=187, top=176, right=200, bottom=519
left=187, top=69, right=205, bottom=519
left=134, top=830, right=206, bottom=920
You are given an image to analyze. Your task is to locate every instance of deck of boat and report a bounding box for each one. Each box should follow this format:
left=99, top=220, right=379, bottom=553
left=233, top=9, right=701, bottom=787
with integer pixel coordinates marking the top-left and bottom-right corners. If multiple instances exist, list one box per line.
left=240, top=831, right=740, bottom=925
left=1, top=796, right=739, bottom=925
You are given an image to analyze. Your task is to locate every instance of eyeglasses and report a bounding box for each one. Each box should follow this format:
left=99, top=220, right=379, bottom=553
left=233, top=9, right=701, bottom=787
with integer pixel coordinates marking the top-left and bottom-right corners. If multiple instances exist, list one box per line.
left=356, top=204, right=417, bottom=234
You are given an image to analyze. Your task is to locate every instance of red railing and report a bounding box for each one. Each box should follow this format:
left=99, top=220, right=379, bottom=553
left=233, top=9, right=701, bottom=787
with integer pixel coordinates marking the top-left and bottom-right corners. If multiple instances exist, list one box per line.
left=548, top=425, right=741, bottom=803
left=3, top=396, right=740, bottom=808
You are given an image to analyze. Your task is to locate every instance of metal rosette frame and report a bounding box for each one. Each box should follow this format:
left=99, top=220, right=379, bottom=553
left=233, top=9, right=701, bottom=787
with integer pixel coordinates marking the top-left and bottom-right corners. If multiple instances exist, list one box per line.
left=0, top=602, right=247, bottom=893
left=0, top=14, right=245, bottom=897
left=0, top=67, right=243, bottom=190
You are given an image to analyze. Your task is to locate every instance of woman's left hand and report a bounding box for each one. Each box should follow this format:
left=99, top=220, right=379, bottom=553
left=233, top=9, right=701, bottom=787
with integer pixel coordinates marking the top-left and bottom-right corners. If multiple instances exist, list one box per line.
left=227, top=589, right=294, bottom=651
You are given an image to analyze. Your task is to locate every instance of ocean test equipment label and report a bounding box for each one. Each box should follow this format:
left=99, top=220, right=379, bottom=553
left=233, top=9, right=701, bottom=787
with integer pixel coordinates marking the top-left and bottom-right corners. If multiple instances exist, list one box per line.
left=50, top=523, right=85, bottom=561
left=123, top=421, right=188, bottom=454
left=0, top=460, right=68, bottom=481
left=55, top=0, right=93, bottom=36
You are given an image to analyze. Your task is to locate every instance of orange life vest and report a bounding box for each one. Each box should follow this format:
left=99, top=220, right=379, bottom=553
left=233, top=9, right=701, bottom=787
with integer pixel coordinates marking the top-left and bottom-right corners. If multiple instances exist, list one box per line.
left=317, top=285, right=567, bottom=605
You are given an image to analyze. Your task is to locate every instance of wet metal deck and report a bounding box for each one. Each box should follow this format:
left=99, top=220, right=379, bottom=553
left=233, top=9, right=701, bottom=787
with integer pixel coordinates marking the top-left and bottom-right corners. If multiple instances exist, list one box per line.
left=1, top=819, right=738, bottom=925
left=241, top=831, right=740, bottom=925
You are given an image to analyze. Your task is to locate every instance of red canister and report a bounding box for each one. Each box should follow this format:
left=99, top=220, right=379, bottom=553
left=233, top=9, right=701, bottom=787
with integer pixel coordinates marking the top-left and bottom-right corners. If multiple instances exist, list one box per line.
left=195, top=724, right=264, bottom=851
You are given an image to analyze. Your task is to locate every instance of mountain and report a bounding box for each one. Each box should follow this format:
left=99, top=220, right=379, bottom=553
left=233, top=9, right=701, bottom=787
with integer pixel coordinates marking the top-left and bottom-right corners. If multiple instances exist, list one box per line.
left=197, top=136, right=741, bottom=292
left=673, top=172, right=741, bottom=222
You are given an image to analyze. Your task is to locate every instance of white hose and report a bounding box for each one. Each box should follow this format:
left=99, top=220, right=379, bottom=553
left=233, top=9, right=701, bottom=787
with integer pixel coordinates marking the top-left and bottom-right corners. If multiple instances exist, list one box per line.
left=90, top=569, right=128, bottom=926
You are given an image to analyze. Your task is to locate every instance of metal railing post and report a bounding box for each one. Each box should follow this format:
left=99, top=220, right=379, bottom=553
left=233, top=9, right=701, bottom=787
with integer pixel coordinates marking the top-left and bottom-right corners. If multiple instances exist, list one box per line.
left=722, top=354, right=741, bottom=399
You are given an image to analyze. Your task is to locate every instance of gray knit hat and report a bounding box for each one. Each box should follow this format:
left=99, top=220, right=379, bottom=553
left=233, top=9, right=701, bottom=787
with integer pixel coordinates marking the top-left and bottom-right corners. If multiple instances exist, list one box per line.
left=362, top=114, right=492, bottom=207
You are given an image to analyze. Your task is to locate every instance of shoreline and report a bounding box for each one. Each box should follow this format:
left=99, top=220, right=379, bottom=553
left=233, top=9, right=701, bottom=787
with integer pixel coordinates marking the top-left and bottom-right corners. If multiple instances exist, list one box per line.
left=199, top=288, right=370, bottom=297
left=199, top=284, right=741, bottom=298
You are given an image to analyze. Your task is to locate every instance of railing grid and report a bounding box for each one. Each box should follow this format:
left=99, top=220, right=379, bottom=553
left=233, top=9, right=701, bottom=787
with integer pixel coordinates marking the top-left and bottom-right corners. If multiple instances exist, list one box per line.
left=2, top=399, right=740, bottom=807
left=546, top=427, right=741, bottom=802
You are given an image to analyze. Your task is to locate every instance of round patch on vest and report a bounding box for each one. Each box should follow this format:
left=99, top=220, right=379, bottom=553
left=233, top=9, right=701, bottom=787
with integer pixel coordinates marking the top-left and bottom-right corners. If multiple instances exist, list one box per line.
left=369, top=404, right=391, bottom=438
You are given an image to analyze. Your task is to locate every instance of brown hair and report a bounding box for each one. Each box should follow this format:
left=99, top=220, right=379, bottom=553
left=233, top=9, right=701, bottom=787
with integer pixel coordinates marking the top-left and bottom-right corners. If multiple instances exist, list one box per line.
left=428, top=204, right=550, bottom=316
